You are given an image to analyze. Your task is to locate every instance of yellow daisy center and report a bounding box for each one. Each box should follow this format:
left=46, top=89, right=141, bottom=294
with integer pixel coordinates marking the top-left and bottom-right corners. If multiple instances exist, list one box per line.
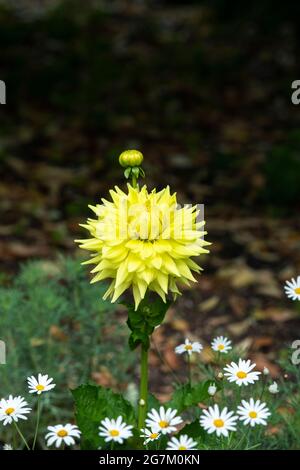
left=237, top=371, right=247, bottom=379
left=5, top=407, right=15, bottom=415
left=159, top=420, right=169, bottom=428
left=294, top=287, right=300, bottom=295
left=178, top=446, right=187, bottom=450
left=213, top=419, right=224, bottom=428
left=150, top=432, right=158, bottom=439
left=185, top=345, right=193, bottom=351
left=36, top=384, right=45, bottom=391
left=218, top=344, right=225, bottom=350
left=110, top=429, right=120, bottom=437
left=57, top=429, right=68, bottom=437
left=249, top=411, right=257, bottom=419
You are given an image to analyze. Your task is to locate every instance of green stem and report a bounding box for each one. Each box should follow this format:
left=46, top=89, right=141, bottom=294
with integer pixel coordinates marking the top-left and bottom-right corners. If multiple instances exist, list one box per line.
left=187, top=354, right=192, bottom=387
left=138, top=344, right=149, bottom=429
left=14, top=422, right=30, bottom=450
left=32, top=395, right=42, bottom=450
left=259, top=379, right=266, bottom=401
left=131, top=173, right=137, bottom=188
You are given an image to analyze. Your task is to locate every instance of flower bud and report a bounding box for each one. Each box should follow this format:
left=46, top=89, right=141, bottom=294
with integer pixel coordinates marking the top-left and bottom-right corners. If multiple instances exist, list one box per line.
left=217, top=372, right=223, bottom=380
left=208, top=383, right=217, bottom=396
left=263, top=367, right=269, bottom=376
left=139, top=398, right=146, bottom=406
left=119, top=149, right=143, bottom=168
left=268, top=381, right=279, bottom=394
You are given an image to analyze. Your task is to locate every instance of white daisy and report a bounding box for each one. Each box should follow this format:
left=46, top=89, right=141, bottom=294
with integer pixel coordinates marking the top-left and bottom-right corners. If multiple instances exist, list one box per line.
left=0, top=396, right=31, bottom=425
left=99, top=416, right=133, bottom=444
left=237, top=398, right=271, bottom=427
left=140, top=428, right=160, bottom=445
left=45, top=424, right=81, bottom=448
left=284, top=276, right=300, bottom=301
left=27, top=373, right=56, bottom=395
left=166, top=434, right=197, bottom=450
left=3, top=444, right=13, bottom=450
left=211, top=336, right=232, bottom=354
left=175, top=338, right=203, bottom=356
left=145, top=407, right=183, bottom=434
left=269, top=381, right=279, bottom=394
left=200, top=404, right=238, bottom=437
left=223, top=359, right=261, bottom=386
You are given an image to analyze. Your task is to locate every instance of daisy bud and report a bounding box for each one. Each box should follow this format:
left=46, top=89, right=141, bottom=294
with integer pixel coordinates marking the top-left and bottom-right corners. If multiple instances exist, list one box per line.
left=139, top=399, right=146, bottom=406
left=119, top=149, right=143, bottom=168
left=208, top=383, right=217, bottom=396
left=268, top=381, right=279, bottom=394
left=263, top=367, right=269, bottom=376
left=217, top=372, right=224, bottom=380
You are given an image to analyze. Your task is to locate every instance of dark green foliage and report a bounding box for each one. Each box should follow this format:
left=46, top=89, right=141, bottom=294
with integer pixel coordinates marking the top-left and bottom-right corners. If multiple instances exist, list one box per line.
left=126, top=297, right=171, bottom=350
left=72, top=384, right=136, bottom=449
left=169, top=380, right=215, bottom=413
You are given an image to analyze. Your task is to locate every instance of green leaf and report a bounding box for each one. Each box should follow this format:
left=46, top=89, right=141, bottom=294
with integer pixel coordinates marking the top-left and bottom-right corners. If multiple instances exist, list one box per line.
left=124, top=167, right=132, bottom=179
left=168, top=380, right=215, bottom=413
left=131, top=166, right=140, bottom=177
left=126, top=296, right=171, bottom=350
left=179, top=419, right=206, bottom=440
left=72, top=384, right=136, bottom=449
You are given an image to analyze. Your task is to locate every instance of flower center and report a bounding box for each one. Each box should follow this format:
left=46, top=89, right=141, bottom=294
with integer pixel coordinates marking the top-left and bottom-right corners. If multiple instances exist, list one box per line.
left=5, top=408, right=15, bottom=415
left=159, top=420, right=169, bottom=428
left=110, top=429, right=120, bottom=437
left=218, top=344, right=225, bottom=350
left=236, top=371, right=247, bottom=379
left=36, top=384, right=45, bottom=391
left=213, top=419, right=224, bottom=428
left=294, top=287, right=300, bottom=295
left=150, top=432, right=158, bottom=439
left=178, top=446, right=187, bottom=450
left=57, top=429, right=68, bottom=438
left=249, top=411, right=257, bottom=419
left=185, top=345, right=193, bottom=351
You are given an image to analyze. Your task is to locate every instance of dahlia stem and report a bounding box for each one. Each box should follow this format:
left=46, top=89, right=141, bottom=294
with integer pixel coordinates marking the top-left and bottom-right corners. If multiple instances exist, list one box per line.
left=131, top=173, right=137, bottom=188
left=138, top=344, right=149, bottom=429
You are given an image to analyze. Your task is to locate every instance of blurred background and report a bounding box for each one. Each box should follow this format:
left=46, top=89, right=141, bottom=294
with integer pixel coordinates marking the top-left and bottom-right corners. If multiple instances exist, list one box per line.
left=1, top=0, right=300, bottom=414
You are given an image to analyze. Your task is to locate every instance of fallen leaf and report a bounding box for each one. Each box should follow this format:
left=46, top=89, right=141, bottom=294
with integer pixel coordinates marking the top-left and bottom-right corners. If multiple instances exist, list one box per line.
left=198, top=296, right=220, bottom=312
left=30, top=338, right=45, bottom=347
left=228, top=318, right=253, bottom=336
left=49, top=325, right=68, bottom=342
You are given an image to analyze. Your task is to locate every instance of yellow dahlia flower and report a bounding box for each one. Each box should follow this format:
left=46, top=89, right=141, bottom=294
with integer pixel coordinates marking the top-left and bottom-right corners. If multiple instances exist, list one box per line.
left=76, top=184, right=210, bottom=309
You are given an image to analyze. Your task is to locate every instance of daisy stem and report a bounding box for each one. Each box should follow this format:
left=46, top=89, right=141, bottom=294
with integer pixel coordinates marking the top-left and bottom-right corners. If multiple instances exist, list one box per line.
left=259, top=378, right=266, bottom=401
left=14, top=422, right=30, bottom=451
left=32, top=395, right=42, bottom=450
left=187, top=354, right=192, bottom=387
left=138, top=344, right=149, bottom=429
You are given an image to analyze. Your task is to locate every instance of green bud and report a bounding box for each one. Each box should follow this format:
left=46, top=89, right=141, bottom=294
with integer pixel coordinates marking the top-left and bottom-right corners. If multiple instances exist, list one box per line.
left=119, top=149, right=144, bottom=168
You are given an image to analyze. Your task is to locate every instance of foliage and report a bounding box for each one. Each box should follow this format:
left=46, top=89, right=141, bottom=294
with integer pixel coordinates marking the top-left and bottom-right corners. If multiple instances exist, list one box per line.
left=126, top=297, right=171, bottom=350
left=0, top=257, right=134, bottom=447
left=72, top=384, right=136, bottom=450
